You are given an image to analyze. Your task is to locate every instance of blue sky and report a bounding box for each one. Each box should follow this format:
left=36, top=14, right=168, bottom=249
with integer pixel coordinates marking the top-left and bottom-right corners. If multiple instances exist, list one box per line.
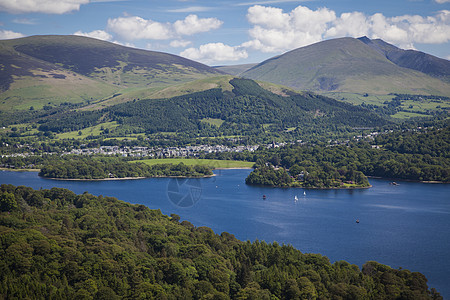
left=0, top=0, right=449, bottom=65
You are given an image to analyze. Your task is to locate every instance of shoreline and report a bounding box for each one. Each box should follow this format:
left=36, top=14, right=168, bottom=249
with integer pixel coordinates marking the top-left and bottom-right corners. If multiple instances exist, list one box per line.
left=247, top=183, right=372, bottom=190
left=1, top=168, right=447, bottom=184
left=41, top=174, right=216, bottom=181
left=303, top=184, right=372, bottom=190
left=367, top=176, right=447, bottom=184
left=0, top=168, right=41, bottom=172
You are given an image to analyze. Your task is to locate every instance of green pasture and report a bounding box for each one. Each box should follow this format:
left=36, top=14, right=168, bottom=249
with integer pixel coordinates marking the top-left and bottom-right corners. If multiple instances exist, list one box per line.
left=56, top=121, right=119, bottom=139
left=134, top=158, right=254, bottom=169
left=201, top=118, right=225, bottom=127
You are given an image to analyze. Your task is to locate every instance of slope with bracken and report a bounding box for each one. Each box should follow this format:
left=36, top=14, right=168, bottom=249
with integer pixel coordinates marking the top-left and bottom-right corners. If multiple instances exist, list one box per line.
left=0, top=35, right=222, bottom=111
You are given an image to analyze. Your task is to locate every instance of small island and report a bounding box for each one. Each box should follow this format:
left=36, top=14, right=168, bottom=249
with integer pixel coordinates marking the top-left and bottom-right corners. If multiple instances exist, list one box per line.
left=245, top=165, right=370, bottom=189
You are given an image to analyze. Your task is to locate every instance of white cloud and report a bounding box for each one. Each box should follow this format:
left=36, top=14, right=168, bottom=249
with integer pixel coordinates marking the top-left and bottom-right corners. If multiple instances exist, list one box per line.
left=173, top=14, right=223, bottom=36
left=170, top=40, right=192, bottom=48
left=74, top=30, right=112, bottom=41
left=435, top=0, right=450, bottom=3
left=107, top=14, right=223, bottom=41
left=244, top=5, right=336, bottom=52
left=107, top=16, right=172, bottom=41
left=244, top=5, right=450, bottom=53
left=246, top=5, right=290, bottom=29
left=0, top=0, right=89, bottom=14
left=180, top=43, right=248, bottom=64
left=0, top=29, right=25, bottom=40
left=325, top=12, right=369, bottom=38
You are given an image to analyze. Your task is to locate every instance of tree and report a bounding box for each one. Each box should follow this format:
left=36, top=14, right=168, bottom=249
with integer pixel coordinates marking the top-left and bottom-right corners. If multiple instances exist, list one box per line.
left=0, top=192, right=17, bottom=211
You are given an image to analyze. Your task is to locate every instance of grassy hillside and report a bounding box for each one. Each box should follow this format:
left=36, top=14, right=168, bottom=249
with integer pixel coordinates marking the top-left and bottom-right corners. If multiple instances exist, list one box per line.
left=83, top=75, right=236, bottom=111
left=0, top=41, right=118, bottom=111
left=241, top=37, right=450, bottom=96
left=0, top=184, right=442, bottom=299
left=0, top=35, right=222, bottom=111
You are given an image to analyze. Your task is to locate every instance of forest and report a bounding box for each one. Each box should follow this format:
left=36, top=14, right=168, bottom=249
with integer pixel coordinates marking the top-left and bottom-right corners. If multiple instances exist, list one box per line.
left=204, top=126, right=450, bottom=187
left=243, top=142, right=449, bottom=188
left=39, top=157, right=212, bottom=179
left=0, top=184, right=442, bottom=299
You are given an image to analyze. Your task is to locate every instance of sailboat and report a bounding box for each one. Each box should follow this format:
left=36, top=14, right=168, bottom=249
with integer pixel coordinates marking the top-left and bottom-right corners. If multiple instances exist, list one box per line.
left=294, top=195, right=298, bottom=202
left=303, top=191, right=306, bottom=196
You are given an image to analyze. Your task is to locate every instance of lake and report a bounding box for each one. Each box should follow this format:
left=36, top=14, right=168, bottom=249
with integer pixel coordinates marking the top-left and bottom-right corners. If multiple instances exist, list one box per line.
left=1, top=169, right=449, bottom=297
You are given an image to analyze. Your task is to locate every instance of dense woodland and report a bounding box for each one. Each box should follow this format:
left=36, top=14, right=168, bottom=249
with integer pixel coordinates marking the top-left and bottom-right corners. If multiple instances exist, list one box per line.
left=245, top=164, right=369, bottom=189
left=39, top=157, right=212, bottom=179
left=203, top=127, right=450, bottom=187
left=0, top=185, right=442, bottom=299
left=243, top=142, right=449, bottom=188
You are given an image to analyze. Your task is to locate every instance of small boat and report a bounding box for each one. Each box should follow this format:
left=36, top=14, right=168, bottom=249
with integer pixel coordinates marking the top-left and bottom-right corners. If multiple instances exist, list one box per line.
left=390, top=181, right=399, bottom=186
left=263, top=195, right=266, bottom=200
left=303, top=191, right=306, bottom=196
left=356, top=219, right=360, bottom=223
left=294, top=195, right=298, bottom=202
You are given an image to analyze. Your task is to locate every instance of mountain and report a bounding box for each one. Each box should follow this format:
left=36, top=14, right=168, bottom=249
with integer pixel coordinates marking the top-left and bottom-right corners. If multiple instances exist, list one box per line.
left=241, top=37, right=450, bottom=96
left=0, top=35, right=222, bottom=111
left=214, top=63, right=257, bottom=76
left=358, top=36, right=450, bottom=80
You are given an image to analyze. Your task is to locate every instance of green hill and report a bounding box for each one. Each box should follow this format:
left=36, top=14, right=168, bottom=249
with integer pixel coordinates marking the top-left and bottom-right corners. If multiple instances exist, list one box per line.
left=0, top=35, right=222, bottom=111
left=0, top=184, right=442, bottom=299
left=32, top=78, right=389, bottom=141
left=241, top=37, right=450, bottom=96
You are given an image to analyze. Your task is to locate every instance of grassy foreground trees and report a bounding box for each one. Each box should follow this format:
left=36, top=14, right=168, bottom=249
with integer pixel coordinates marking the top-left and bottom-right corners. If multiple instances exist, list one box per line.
left=0, top=184, right=442, bottom=299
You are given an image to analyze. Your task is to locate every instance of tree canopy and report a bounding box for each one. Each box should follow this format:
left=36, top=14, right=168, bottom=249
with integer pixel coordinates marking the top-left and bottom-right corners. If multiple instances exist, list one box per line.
left=0, top=184, right=442, bottom=299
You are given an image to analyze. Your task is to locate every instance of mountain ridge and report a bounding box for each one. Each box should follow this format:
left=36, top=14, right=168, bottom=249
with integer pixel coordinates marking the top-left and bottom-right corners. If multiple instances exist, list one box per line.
left=0, top=35, right=223, bottom=111
left=357, top=36, right=450, bottom=79
left=240, top=37, right=450, bottom=96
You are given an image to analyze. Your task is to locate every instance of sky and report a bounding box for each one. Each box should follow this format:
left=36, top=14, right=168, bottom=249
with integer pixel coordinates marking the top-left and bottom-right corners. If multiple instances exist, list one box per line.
left=0, top=0, right=449, bottom=65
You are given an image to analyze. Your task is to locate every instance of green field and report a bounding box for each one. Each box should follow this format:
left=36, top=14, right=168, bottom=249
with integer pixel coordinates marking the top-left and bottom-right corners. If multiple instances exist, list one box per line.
left=391, top=111, right=431, bottom=119
left=200, top=118, right=225, bottom=127
left=134, top=158, right=254, bottom=169
left=323, top=92, right=394, bottom=106
left=56, top=121, right=119, bottom=139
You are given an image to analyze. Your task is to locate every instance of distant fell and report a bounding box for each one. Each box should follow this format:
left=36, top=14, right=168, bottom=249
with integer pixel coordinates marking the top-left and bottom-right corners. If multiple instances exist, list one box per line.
left=0, top=35, right=222, bottom=111
left=241, top=37, right=450, bottom=96
left=358, top=36, right=450, bottom=80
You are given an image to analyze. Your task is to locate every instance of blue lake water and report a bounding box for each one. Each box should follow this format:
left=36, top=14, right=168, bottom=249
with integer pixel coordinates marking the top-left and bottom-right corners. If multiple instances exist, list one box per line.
left=1, top=169, right=450, bottom=297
